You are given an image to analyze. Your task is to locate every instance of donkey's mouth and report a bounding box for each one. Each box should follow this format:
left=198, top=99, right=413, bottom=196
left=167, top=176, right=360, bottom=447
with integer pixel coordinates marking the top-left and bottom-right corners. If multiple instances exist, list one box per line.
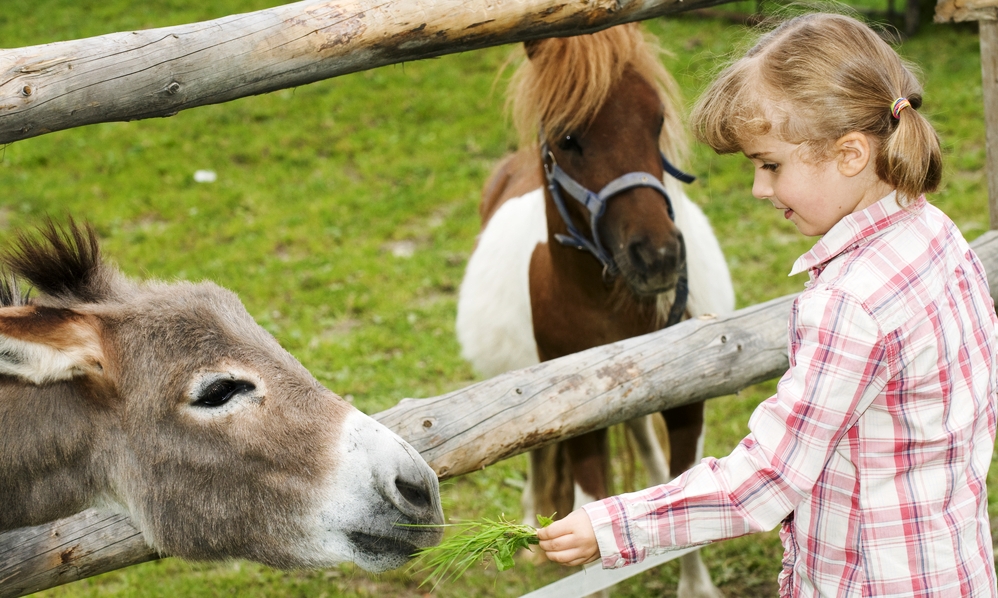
left=348, top=531, right=419, bottom=559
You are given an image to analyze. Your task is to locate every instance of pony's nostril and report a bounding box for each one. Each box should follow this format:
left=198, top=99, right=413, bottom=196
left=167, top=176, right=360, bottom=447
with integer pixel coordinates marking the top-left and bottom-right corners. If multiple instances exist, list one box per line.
left=628, top=239, right=657, bottom=274
left=395, top=478, right=432, bottom=510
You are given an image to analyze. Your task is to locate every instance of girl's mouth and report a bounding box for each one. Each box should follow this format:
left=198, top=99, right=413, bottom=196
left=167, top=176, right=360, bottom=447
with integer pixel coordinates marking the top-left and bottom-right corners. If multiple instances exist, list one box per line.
left=784, top=209, right=793, bottom=220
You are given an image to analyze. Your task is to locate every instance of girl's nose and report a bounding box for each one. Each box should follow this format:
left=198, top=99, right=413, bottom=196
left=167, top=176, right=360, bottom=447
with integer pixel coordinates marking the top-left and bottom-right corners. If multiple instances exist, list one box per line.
left=752, top=172, right=771, bottom=200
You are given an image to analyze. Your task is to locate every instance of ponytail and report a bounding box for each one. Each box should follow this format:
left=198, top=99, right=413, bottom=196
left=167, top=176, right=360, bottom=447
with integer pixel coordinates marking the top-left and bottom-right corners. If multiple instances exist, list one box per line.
left=690, top=13, right=945, bottom=206
left=876, top=93, right=942, bottom=204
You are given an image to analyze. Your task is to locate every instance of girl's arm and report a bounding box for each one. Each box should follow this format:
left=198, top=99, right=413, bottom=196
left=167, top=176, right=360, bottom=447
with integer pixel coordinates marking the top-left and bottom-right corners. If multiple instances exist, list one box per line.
left=549, top=287, right=890, bottom=569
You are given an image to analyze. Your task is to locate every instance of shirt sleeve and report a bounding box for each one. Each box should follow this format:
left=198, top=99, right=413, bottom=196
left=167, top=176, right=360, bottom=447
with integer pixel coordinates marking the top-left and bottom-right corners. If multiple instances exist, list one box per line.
left=584, top=286, right=892, bottom=569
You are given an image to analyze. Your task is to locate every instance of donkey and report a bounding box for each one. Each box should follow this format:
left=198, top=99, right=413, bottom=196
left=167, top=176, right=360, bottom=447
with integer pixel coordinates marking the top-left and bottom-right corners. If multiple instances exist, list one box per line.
left=456, top=24, right=734, bottom=597
left=0, top=221, right=443, bottom=572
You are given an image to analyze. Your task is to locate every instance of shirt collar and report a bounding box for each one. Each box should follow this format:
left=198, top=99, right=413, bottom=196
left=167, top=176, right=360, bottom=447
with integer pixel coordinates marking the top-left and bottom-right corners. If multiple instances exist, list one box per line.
left=789, top=191, right=925, bottom=277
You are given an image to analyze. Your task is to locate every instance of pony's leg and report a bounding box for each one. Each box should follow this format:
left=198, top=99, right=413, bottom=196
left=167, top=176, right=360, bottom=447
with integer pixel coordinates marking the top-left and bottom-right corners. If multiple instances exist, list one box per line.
left=522, top=444, right=573, bottom=563
left=625, top=415, right=671, bottom=486
left=663, top=401, right=724, bottom=598
left=565, top=429, right=612, bottom=598
left=522, top=445, right=561, bottom=526
left=565, top=429, right=610, bottom=509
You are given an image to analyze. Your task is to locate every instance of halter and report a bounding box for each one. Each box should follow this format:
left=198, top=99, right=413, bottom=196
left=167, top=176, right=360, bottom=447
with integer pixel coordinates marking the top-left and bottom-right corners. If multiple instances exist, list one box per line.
left=541, top=140, right=696, bottom=327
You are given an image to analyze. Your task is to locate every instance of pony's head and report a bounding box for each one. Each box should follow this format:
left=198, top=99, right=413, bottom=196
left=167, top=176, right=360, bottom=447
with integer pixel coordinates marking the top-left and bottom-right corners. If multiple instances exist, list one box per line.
left=511, top=23, right=688, bottom=297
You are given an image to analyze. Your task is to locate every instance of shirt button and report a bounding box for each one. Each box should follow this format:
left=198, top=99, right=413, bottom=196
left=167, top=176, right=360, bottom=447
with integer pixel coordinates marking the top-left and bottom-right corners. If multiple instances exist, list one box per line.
left=615, top=558, right=625, bottom=567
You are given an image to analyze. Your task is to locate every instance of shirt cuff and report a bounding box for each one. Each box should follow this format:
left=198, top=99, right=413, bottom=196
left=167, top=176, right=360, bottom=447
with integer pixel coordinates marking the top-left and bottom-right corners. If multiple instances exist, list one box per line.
left=583, top=497, right=639, bottom=569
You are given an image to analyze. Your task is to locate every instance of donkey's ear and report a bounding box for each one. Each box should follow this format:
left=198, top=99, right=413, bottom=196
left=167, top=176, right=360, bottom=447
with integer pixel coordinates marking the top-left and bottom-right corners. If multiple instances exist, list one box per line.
left=0, top=305, right=105, bottom=384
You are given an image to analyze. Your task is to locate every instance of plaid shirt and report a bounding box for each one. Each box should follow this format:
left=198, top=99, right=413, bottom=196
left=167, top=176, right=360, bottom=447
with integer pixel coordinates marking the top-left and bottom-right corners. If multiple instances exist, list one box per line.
left=585, top=193, right=998, bottom=596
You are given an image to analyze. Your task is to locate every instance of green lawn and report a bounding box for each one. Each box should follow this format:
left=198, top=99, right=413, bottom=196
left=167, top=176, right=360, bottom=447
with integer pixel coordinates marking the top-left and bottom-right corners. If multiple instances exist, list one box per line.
left=1, top=0, right=992, bottom=596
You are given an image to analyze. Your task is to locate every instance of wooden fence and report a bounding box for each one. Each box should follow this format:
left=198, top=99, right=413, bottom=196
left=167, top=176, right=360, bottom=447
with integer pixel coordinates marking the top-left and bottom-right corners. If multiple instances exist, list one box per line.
left=0, top=0, right=735, bottom=145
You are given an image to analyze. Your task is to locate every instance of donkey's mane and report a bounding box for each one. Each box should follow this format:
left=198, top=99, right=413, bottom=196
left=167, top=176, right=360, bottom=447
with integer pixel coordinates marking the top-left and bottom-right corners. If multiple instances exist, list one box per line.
left=510, top=23, right=688, bottom=164
left=2, top=220, right=111, bottom=303
left=0, top=274, right=28, bottom=307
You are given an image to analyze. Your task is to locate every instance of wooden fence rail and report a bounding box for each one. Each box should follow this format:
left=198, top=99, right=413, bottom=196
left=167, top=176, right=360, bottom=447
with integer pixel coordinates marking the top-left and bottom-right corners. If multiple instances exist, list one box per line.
left=0, top=0, right=737, bottom=145
left=3, top=230, right=997, bottom=598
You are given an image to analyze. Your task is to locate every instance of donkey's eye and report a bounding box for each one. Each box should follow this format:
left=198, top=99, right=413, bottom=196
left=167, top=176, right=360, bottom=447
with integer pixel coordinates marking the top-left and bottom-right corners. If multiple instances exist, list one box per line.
left=194, top=379, right=255, bottom=408
left=557, top=134, right=582, bottom=154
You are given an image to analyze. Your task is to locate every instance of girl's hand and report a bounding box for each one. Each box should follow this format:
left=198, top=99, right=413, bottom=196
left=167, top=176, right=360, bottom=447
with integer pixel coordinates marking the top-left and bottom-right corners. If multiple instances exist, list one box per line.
left=535, top=508, right=600, bottom=566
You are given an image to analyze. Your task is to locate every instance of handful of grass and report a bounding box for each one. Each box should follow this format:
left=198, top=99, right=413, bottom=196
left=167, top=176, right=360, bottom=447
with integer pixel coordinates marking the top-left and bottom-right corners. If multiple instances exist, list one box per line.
left=407, top=513, right=554, bottom=588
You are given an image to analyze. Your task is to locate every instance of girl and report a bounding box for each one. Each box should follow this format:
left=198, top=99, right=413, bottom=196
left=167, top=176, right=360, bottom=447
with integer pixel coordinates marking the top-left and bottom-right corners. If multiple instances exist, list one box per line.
left=536, top=13, right=998, bottom=596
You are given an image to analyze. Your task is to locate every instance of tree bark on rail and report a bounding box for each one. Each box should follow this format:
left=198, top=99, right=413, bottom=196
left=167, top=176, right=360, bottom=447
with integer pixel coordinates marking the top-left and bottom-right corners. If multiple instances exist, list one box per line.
left=3, top=231, right=998, bottom=596
left=0, top=0, right=736, bottom=145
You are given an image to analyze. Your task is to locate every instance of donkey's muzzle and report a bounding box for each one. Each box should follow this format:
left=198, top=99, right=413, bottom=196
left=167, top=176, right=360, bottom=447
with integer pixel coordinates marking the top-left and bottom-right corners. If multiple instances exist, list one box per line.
left=379, top=440, right=444, bottom=527
left=331, top=410, right=444, bottom=572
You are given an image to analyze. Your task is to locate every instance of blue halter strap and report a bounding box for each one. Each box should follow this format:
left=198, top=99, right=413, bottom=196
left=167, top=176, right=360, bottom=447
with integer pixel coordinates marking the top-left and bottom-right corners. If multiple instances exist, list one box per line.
left=541, top=141, right=695, bottom=326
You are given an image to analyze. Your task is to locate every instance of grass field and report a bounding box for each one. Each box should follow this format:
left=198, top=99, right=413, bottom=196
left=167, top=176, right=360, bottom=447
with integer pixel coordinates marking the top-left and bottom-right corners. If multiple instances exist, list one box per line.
left=2, top=0, right=993, bottom=596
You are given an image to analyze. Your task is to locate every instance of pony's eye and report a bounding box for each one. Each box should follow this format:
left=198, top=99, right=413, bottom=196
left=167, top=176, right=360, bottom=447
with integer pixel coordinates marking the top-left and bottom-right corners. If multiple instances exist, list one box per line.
left=194, top=379, right=255, bottom=408
left=557, top=134, right=582, bottom=153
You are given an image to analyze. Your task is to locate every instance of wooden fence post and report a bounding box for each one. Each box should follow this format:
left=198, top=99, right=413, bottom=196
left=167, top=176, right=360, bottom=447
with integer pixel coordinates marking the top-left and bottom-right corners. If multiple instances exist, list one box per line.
left=935, top=0, right=998, bottom=228
left=981, top=19, right=998, bottom=229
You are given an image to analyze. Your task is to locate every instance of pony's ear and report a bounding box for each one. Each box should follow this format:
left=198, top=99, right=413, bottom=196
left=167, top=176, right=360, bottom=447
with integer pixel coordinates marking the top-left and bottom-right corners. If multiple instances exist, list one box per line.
left=0, top=305, right=105, bottom=384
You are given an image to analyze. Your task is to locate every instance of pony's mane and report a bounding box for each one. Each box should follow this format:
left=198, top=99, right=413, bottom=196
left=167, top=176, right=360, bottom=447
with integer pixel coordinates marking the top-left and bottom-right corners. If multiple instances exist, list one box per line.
left=510, top=23, right=688, bottom=164
left=2, top=220, right=115, bottom=303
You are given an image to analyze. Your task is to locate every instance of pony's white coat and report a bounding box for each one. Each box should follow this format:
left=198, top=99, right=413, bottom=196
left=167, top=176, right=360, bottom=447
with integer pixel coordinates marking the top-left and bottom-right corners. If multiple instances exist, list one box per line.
left=456, top=188, right=547, bottom=378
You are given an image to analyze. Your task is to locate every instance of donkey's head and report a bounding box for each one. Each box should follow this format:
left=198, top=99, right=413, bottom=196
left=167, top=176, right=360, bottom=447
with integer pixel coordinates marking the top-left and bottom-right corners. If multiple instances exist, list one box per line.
left=515, top=24, right=689, bottom=297
left=0, top=222, right=442, bottom=572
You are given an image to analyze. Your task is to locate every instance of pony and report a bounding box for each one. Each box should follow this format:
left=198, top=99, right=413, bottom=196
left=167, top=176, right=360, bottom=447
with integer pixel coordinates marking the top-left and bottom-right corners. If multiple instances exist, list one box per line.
left=0, top=221, right=443, bottom=573
left=456, top=23, right=734, bottom=597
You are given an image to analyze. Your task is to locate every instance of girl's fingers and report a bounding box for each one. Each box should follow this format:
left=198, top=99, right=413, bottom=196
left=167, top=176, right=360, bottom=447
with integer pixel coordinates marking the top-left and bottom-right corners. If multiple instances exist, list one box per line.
left=537, top=509, right=599, bottom=566
left=544, top=546, right=599, bottom=566
left=537, top=537, right=569, bottom=552
left=536, top=518, right=573, bottom=540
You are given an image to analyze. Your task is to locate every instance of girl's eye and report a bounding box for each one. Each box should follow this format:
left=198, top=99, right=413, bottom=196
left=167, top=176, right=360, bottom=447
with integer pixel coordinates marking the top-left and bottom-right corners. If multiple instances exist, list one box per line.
left=557, top=134, right=583, bottom=154
left=195, top=379, right=255, bottom=408
left=762, top=163, right=779, bottom=172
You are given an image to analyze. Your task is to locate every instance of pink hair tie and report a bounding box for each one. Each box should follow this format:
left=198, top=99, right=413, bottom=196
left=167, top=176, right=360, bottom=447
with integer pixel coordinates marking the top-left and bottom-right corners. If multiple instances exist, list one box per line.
left=891, top=97, right=911, bottom=119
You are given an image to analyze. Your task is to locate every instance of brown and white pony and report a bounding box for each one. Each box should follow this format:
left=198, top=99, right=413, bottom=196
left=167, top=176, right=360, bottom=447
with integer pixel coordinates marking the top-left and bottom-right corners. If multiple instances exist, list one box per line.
left=0, top=222, right=443, bottom=572
left=456, top=24, right=733, bottom=597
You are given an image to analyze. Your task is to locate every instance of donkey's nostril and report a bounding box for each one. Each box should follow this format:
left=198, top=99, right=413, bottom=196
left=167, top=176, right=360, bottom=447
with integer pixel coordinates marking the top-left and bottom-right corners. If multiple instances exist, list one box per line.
left=395, top=478, right=432, bottom=510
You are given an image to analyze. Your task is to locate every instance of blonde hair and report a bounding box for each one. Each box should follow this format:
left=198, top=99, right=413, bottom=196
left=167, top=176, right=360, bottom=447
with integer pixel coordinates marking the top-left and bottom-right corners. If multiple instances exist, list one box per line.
left=691, top=13, right=942, bottom=203
left=509, top=23, right=687, bottom=165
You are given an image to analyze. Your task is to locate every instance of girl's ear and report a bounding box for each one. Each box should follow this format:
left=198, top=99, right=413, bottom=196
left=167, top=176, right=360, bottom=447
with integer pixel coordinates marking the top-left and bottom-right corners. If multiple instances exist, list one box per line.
left=0, top=305, right=105, bottom=384
left=835, top=132, right=874, bottom=177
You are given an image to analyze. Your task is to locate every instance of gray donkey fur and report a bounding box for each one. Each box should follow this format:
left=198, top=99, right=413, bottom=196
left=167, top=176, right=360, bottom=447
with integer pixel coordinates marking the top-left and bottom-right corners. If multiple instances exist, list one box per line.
left=0, top=221, right=442, bottom=572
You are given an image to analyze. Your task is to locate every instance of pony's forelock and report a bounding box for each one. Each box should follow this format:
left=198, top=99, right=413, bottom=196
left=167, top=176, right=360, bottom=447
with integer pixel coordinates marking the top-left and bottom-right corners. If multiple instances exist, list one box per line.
left=509, top=23, right=687, bottom=164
